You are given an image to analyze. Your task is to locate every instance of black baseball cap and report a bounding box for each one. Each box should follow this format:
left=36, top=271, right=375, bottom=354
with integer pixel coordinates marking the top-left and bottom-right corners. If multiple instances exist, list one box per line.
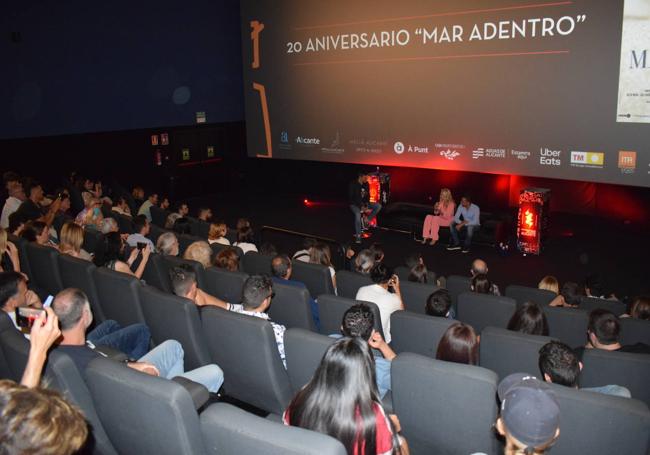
left=498, top=373, right=560, bottom=451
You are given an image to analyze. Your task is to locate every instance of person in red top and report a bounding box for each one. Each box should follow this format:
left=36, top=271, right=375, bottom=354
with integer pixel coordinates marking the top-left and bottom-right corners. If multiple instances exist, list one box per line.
left=283, top=337, right=409, bottom=455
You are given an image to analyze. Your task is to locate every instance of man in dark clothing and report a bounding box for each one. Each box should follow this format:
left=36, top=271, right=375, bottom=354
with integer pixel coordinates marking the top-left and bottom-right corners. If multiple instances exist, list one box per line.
left=15, top=180, right=60, bottom=226
left=574, top=309, right=650, bottom=360
left=349, top=173, right=381, bottom=243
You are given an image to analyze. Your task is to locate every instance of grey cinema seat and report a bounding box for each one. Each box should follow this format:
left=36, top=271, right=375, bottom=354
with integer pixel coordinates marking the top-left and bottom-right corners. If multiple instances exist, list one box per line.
left=0, top=312, right=15, bottom=379
left=242, top=251, right=273, bottom=275
left=200, top=306, right=292, bottom=414
left=268, top=282, right=316, bottom=331
left=92, top=267, right=146, bottom=326
left=58, top=254, right=106, bottom=322
left=0, top=323, right=30, bottom=382
left=284, top=328, right=336, bottom=394
left=161, top=255, right=207, bottom=290
left=456, top=292, right=516, bottom=333
left=620, top=317, right=650, bottom=346
left=505, top=284, right=556, bottom=307
left=543, top=306, right=589, bottom=348
left=138, top=284, right=211, bottom=370
left=546, top=382, right=650, bottom=455
left=291, top=260, right=335, bottom=297
left=8, top=235, right=33, bottom=284
left=204, top=267, right=248, bottom=304
left=85, top=357, right=205, bottom=455
left=25, top=243, right=64, bottom=297
left=579, top=296, right=626, bottom=316
left=391, top=353, right=499, bottom=455
left=200, top=403, right=346, bottom=455
left=479, top=326, right=557, bottom=379
left=113, top=213, right=134, bottom=234
left=316, top=294, right=384, bottom=339
left=445, top=275, right=471, bottom=308
left=335, top=270, right=373, bottom=299
left=147, top=223, right=168, bottom=245
left=149, top=205, right=169, bottom=228
left=82, top=229, right=104, bottom=256
left=178, top=233, right=205, bottom=256
left=390, top=311, right=456, bottom=358
left=45, top=350, right=118, bottom=455
left=399, top=281, right=439, bottom=314
left=579, top=348, right=650, bottom=407
left=140, top=253, right=173, bottom=293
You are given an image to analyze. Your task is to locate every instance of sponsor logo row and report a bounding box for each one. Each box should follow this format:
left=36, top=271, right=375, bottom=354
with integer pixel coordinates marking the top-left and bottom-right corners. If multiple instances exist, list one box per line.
left=280, top=131, right=640, bottom=174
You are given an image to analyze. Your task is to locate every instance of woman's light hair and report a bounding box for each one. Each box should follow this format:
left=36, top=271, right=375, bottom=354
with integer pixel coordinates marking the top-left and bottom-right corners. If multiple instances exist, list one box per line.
left=208, top=222, right=227, bottom=241
left=184, top=241, right=212, bottom=268
left=538, top=276, right=560, bottom=294
left=60, top=222, right=84, bottom=254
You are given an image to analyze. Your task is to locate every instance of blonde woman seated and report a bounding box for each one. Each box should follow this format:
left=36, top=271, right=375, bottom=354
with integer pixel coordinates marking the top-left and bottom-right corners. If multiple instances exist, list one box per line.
left=538, top=275, right=569, bottom=307
left=208, top=222, right=230, bottom=246
left=0, top=227, right=21, bottom=273
left=183, top=241, right=212, bottom=269
left=59, top=222, right=93, bottom=262
left=421, top=188, right=455, bottom=246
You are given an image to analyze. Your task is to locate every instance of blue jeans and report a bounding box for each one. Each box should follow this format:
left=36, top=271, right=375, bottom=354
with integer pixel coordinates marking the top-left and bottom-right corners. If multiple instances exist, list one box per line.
left=350, top=203, right=382, bottom=237
left=449, top=222, right=479, bottom=248
left=87, top=320, right=151, bottom=360
left=138, top=340, right=224, bottom=393
left=582, top=384, right=631, bottom=398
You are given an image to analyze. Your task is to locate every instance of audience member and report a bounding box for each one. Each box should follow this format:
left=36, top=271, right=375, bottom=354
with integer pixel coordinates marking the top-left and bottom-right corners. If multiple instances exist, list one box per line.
left=157, top=232, right=179, bottom=256
left=583, top=273, right=606, bottom=299
left=626, top=296, right=650, bottom=320
left=507, top=302, right=549, bottom=336
left=126, top=215, right=155, bottom=251
left=576, top=309, right=650, bottom=357
left=174, top=202, right=189, bottom=218
left=169, top=265, right=233, bottom=310
left=559, top=282, right=582, bottom=308
left=165, top=212, right=182, bottom=230
left=355, top=263, right=404, bottom=344
left=53, top=288, right=224, bottom=392
left=228, top=275, right=286, bottom=366
left=0, top=171, right=25, bottom=229
left=8, top=211, right=27, bottom=237
left=538, top=275, right=568, bottom=307
left=137, top=192, right=158, bottom=222
left=471, top=273, right=496, bottom=295
left=15, top=179, right=61, bottom=226
left=0, top=380, right=88, bottom=455
left=309, top=243, right=336, bottom=290
left=369, top=242, right=385, bottom=263
left=354, top=248, right=375, bottom=275
left=112, top=196, right=132, bottom=217
left=436, top=322, right=479, bottom=365
left=0, top=228, right=20, bottom=273
left=0, top=271, right=42, bottom=330
left=197, top=207, right=213, bottom=222
left=183, top=240, right=212, bottom=268
left=21, top=220, right=55, bottom=247
left=538, top=340, right=631, bottom=397
left=159, top=196, right=170, bottom=210
left=404, top=252, right=437, bottom=285
left=19, top=307, right=61, bottom=387
left=496, top=373, right=560, bottom=455
left=233, top=219, right=258, bottom=254
left=447, top=195, right=480, bottom=254
left=292, top=237, right=316, bottom=263
left=259, top=242, right=278, bottom=256
left=75, top=197, right=103, bottom=230
left=99, top=217, right=118, bottom=235
left=283, top=337, right=408, bottom=454
left=172, top=217, right=192, bottom=235
left=213, top=247, right=240, bottom=272
left=408, top=263, right=429, bottom=284
left=59, top=222, right=93, bottom=261
left=470, top=259, right=500, bottom=295
left=208, top=221, right=230, bottom=245
left=271, top=254, right=320, bottom=330
left=339, top=304, right=396, bottom=398
left=425, top=288, right=454, bottom=319
left=102, top=232, right=150, bottom=279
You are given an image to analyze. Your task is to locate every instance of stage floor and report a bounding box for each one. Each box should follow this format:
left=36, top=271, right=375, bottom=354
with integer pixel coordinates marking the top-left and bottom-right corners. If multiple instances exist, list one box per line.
left=191, top=192, right=648, bottom=304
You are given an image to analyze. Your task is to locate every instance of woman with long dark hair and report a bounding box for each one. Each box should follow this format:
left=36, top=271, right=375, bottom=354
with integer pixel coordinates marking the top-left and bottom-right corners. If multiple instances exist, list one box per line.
left=284, top=337, right=408, bottom=455
left=101, top=232, right=150, bottom=279
left=507, top=301, right=549, bottom=336
left=436, top=322, right=479, bottom=365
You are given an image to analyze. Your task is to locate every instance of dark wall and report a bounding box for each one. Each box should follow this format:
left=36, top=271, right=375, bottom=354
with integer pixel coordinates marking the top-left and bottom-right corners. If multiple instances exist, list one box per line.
left=1, top=0, right=244, bottom=139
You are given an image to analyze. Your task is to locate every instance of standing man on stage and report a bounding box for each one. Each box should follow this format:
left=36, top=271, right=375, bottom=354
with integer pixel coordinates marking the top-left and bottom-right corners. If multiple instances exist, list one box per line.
left=349, top=172, right=382, bottom=243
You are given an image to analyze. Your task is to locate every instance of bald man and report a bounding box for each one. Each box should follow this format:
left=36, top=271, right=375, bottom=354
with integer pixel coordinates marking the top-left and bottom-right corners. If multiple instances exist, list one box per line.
left=470, top=258, right=500, bottom=295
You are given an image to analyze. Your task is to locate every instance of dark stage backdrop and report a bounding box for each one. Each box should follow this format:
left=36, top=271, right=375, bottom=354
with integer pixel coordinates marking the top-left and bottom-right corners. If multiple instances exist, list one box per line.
left=0, top=0, right=244, bottom=139
left=241, top=0, right=650, bottom=188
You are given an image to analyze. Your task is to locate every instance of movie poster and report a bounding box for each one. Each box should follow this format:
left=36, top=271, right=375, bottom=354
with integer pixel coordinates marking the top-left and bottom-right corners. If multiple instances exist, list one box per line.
left=617, top=0, right=650, bottom=123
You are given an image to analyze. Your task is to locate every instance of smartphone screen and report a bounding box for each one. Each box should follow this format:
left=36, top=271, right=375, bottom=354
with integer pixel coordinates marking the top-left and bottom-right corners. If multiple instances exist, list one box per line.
left=43, top=295, right=54, bottom=308
left=15, top=307, right=45, bottom=329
